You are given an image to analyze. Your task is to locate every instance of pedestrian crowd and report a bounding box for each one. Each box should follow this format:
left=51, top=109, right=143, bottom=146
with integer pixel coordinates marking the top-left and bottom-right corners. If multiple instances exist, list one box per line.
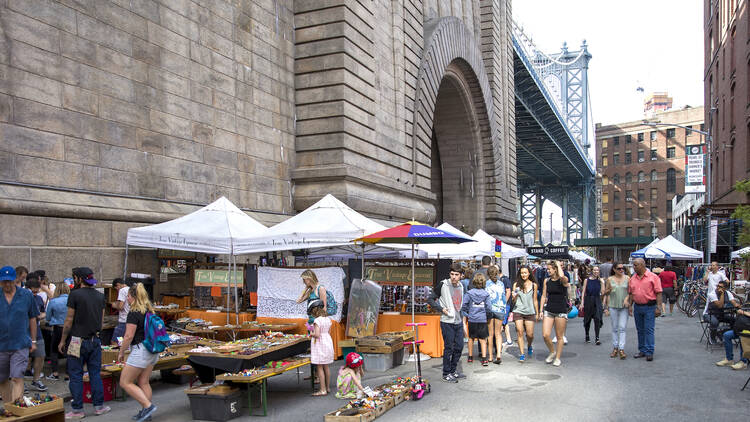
left=0, top=265, right=158, bottom=421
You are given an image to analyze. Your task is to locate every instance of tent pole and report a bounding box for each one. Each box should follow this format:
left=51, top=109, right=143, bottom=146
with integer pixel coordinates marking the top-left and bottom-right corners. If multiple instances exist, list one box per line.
left=234, top=255, right=239, bottom=325
left=361, top=243, right=365, bottom=283
left=411, top=243, right=415, bottom=325
left=226, top=256, right=230, bottom=325
left=123, top=244, right=129, bottom=280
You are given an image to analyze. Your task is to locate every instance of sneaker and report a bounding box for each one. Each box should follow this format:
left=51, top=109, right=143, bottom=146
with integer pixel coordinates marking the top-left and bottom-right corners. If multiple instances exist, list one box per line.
left=24, top=370, right=33, bottom=379
left=65, top=411, right=86, bottom=420
left=731, top=361, right=748, bottom=370
left=552, top=337, right=557, bottom=344
left=441, top=374, right=458, bottom=383
left=31, top=380, right=48, bottom=392
left=527, top=346, right=533, bottom=357
left=552, top=359, right=561, bottom=367
left=563, top=336, right=568, bottom=345
left=46, top=374, right=60, bottom=381
left=505, top=340, right=513, bottom=346
left=585, top=337, right=591, bottom=344
left=451, top=372, right=467, bottom=380
left=518, top=354, right=525, bottom=363
left=94, top=406, right=111, bottom=416
left=545, top=352, right=556, bottom=364
left=137, top=405, right=157, bottom=422
left=132, top=408, right=153, bottom=421
left=716, top=358, right=733, bottom=366
left=595, top=338, right=601, bottom=346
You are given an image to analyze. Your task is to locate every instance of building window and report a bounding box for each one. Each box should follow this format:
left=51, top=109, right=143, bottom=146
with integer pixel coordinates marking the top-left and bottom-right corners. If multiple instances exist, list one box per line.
left=667, top=218, right=673, bottom=234
left=613, top=136, right=619, bottom=145
left=666, top=168, right=676, bottom=192
left=651, top=188, right=658, bottom=201
left=602, top=229, right=609, bottom=238
left=650, top=131, right=657, bottom=141
left=613, top=153, right=620, bottom=165
left=638, top=171, right=645, bottom=182
left=614, top=209, right=621, bottom=221
left=637, top=207, right=644, bottom=219
left=638, top=226, right=646, bottom=236
left=625, top=152, right=632, bottom=164
left=614, top=191, right=620, bottom=202
left=602, top=175, right=609, bottom=185
left=638, top=189, right=645, bottom=201
left=666, top=199, right=672, bottom=212
left=625, top=135, right=632, bottom=143
left=602, top=192, right=609, bottom=203
left=614, top=227, right=622, bottom=237
left=602, top=210, right=609, bottom=222
left=601, top=139, right=608, bottom=149
left=625, top=208, right=633, bottom=220
left=650, top=207, right=658, bottom=219
left=667, top=147, right=676, bottom=158
left=625, top=172, right=632, bottom=184
left=637, top=150, right=644, bottom=162
left=651, top=149, right=658, bottom=160
left=601, top=155, right=608, bottom=167
left=637, top=133, right=644, bottom=142
left=626, top=227, right=633, bottom=237
left=666, top=128, right=675, bottom=138
left=626, top=190, right=633, bottom=200
left=650, top=170, right=658, bottom=181
left=613, top=174, right=620, bottom=184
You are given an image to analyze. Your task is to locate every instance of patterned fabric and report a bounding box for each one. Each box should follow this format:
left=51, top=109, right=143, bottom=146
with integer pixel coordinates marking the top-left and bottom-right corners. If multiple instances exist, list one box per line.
left=311, top=316, right=334, bottom=364
left=335, top=367, right=358, bottom=399
left=257, top=267, right=345, bottom=321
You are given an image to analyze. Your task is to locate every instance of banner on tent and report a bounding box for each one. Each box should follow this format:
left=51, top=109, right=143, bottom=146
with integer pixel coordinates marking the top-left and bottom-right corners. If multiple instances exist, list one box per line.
left=365, top=266, right=434, bottom=286
left=194, top=269, right=244, bottom=287
left=495, top=240, right=502, bottom=258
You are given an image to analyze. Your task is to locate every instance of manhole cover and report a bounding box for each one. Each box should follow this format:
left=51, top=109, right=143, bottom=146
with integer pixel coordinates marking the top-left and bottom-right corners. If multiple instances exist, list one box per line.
left=524, top=373, right=561, bottom=381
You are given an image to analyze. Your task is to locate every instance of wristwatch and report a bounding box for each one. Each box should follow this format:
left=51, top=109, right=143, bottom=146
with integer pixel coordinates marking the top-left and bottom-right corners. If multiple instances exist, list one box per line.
left=31, top=341, right=37, bottom=344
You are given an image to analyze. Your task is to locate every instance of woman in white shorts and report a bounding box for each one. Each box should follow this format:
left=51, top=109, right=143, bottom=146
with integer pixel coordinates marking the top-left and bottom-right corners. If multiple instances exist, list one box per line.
left=118, top=283, right=158, bottom=422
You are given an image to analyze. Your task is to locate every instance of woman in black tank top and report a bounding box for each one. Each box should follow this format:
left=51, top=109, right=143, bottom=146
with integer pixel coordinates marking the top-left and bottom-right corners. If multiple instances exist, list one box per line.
left=539, top=261, right=570, bottom=367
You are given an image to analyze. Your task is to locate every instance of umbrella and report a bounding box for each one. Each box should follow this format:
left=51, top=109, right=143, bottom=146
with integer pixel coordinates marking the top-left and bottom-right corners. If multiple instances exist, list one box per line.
left=353, top=221, right=475, bottom=323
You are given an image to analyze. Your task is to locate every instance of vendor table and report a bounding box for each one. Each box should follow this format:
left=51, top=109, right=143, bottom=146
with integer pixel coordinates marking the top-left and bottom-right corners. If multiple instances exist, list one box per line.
left=103, top=354, right=189, bottom=400
left=1, top=407, right=64, bottom=422
left=185, top=310, right=256, bottom=325
left=153, top=308, right=186, bottom=323
left=216, top=358, right=313, bottom=417
left=186, top=338, right=311, bottom=383
left=376, top=313, right=443, bottom=357
left=256, top=317, right=346, bottom=358
left=212, top=324, right=298, bottom=341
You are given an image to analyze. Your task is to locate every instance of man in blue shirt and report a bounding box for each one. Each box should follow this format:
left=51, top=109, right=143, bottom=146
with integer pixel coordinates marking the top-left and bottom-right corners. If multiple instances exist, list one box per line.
left=0, top=266, right=38, bottom=408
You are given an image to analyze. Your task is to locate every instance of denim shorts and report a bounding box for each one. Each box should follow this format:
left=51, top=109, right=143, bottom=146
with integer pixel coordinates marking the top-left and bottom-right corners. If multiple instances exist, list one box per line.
left=126, top=344, right=158, bottom=369
left=0, top=348, right=29, bottom=379
left=30, top=338, right=46, bottom=358
left=489, top=311, right=506, bottom=320
left=544, top=311, right=568, bottom=319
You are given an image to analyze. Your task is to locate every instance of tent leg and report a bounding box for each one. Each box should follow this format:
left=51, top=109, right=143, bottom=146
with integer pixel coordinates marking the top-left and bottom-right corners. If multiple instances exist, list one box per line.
left=234, top=255, right=239, bottom=325
left=361, top=243, right=365, bottom=283
left=123, top=245, right=129, bottom=280
left=226, top=256, right=230, bottom=325
left=411, top=243, right=415, bottom=325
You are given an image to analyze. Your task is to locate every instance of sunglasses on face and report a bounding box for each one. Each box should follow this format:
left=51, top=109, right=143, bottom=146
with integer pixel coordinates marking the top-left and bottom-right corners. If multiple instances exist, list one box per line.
left=616, top=267, right=624, bottom=270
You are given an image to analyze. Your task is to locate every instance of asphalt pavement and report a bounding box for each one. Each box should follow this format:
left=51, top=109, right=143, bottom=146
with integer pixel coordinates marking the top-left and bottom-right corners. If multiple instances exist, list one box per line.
left=7, top=311, right=749, bottom=421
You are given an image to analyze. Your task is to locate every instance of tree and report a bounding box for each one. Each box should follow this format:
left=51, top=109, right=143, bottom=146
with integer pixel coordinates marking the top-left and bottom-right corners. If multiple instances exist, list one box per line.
left=731, top=179, right=750, bottom=246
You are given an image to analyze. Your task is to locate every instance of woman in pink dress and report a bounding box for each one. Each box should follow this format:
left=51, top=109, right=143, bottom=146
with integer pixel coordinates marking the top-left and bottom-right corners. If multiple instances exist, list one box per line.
left=309, top=300, right=333, bottom=396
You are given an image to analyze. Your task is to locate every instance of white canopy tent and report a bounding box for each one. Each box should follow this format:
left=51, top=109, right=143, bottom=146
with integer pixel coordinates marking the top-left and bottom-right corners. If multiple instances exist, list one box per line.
left=731, top=246, right=750, bottom=259
left=570, top=250, right=596, bottom=263
left=125, top=196, right=268, bottom=323
left=419, top=226, right=528, bottom=260
left=630, top=235, right=703, bottom=260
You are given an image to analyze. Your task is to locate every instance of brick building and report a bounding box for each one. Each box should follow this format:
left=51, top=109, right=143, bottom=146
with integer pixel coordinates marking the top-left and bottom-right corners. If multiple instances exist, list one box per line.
left=0, top=1, right=518, bottom=285
left=593, top=105, right=704, bottom=259
left=704, top=0, right=749, bottom=214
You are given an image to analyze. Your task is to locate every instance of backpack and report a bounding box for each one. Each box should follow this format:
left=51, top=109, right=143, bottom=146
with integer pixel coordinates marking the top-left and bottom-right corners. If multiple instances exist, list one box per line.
left=142, top=312, right=170, bottom=353
left=317, top=286, right=338, bottom=316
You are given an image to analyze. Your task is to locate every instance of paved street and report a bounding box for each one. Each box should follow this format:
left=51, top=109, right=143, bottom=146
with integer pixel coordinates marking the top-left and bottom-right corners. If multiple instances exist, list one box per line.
left=20, top=312, right=748, bottom=421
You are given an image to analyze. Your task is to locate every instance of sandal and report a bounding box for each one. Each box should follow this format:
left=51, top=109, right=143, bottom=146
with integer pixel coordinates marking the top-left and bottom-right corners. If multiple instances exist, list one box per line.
left=481, top=359, right=489, bottom=366
left=312, top=391, right=328, bottom=396
left=610, top=348, right=618, bottom=358
left=467, top=357, right=473, bottom=363
left=618, top=350, right=627, bottom=360
left=493, top=358, right=502, bottom=365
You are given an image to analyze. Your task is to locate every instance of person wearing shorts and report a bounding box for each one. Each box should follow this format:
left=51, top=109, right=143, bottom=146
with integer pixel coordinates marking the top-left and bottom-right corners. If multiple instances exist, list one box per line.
left=0, top=266, right=39, bottom=407
left=119, top=283, right=158, bottom=422
left=539, top=261, right=570, bottom=367
left=511, top=266, right=539, bottom=363
left=658, top=268, right=677, bottom=316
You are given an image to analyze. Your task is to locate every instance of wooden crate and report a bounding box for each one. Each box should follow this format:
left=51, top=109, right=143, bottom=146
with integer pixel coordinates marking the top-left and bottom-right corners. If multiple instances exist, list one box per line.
left=5, top=398, right=63, bottom=417
left=371, top=402, right=388, bottom=418
left=355, top=336, right=403, bottom=353
left=378, top=331, right=415, bottom=342
left=324, top=408, right=376, bottom=422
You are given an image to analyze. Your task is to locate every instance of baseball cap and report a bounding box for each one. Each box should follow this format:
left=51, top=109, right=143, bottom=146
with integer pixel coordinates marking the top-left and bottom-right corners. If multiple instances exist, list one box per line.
left=73, top=267, right=97, bottom=285
left=307, top=299, right=324, bottom=315
left=0, top=266, right=16, bottom=281
left=345, top=352, right=363, bottom=368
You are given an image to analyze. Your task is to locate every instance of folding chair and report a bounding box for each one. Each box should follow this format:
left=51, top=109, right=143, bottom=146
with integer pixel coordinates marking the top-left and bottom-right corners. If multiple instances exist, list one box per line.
left=740, top=334, right=750, bottom=391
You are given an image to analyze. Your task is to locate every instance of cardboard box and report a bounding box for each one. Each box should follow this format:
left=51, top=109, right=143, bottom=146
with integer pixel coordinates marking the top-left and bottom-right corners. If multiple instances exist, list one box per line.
left=5, top=397, right=63, bottom=416
left=324, top=408, right=375, bottom=422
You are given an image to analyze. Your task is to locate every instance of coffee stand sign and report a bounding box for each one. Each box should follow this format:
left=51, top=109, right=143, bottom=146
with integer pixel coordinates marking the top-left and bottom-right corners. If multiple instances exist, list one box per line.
left=526, top=244, right=569, bottom=259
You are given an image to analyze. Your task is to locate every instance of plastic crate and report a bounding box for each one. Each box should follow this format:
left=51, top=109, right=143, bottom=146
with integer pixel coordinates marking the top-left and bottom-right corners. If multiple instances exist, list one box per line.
left=392, top=347, right=404, bottom=367
left=362, top=352, right=393, bottom=372
left=83, top=375, right=114, bottom=403
left=187, top=390, right=244, bottom=422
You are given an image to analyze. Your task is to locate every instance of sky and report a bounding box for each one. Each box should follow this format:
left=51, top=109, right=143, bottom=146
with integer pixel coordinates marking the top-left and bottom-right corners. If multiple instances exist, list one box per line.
left=513, top=0, right=704, bottom=232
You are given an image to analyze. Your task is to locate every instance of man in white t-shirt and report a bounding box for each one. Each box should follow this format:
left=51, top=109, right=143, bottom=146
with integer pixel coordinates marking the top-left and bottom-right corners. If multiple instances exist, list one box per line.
left=704, top=261, right=728, bottom=297
left=703, top=280, right=740, bottom=343
left=110, top=279, right=130, bottom=345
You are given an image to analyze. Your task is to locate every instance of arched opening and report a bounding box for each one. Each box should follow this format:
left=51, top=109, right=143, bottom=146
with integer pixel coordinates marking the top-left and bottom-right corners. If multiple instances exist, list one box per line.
left=430, top=61, right=485, bottom=234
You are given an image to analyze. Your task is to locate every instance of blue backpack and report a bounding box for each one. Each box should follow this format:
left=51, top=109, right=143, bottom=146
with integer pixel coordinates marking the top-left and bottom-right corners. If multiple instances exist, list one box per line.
left=317, top=286, right=337, bottom=316
left=142, top=312, right=170, bottom=353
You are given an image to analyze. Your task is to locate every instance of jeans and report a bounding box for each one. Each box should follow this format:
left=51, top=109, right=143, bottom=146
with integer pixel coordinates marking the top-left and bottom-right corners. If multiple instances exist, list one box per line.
left=67, top=338, right=104, bottom=410
left=723, top=330, right=748, bottom=362
left=440, top=322, right=464, bottom=376
left=633, top=304, right=656, bottom=355
left=609, top=307, right=628, bottom=349
left=583, top=296, right=602, bottom=340
left=49, top=326, right=63, bottom=373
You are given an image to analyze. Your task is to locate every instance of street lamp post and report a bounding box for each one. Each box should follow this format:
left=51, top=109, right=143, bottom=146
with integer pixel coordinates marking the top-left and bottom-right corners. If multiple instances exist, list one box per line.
left=642, top=114, right=716, bottom=262
left=633, top=218, right=658, bottom=239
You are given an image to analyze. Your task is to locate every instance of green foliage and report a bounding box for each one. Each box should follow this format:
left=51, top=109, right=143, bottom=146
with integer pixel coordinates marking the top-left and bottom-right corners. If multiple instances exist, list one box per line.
left=731, top=179, right=750, bottom=246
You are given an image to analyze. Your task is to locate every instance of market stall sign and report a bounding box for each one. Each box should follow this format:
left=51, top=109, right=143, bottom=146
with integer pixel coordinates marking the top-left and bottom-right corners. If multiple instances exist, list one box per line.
left=365, top=266, right=434, bottom=286
left=526, top=244, right=569, bottom=259
left=194, top=269, right=244, bottom=287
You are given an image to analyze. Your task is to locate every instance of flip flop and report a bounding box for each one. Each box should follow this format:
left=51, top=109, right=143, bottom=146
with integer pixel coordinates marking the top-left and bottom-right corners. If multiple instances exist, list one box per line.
left=312, top=391, right=328, bottom=396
